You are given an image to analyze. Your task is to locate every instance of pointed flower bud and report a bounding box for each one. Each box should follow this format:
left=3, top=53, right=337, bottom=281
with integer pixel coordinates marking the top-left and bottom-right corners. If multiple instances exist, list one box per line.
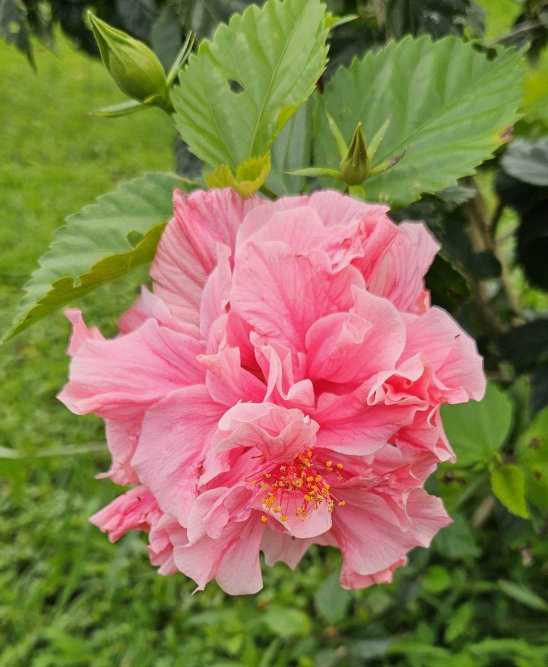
left=88, top=12, right=170, bottom=111
left=340, top=122, right=369, bottom=185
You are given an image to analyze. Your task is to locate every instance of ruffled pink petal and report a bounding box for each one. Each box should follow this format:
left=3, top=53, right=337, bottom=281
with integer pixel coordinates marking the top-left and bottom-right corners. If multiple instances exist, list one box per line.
left=65, top=309, right=103, bottom=356
left=198, top=346, right=266, bottom=406
left=90, top=486, right=160, bottom=542
left=151, top=189, right=262, bottom=325
left=132, top=385, right=225, bottom=524
left=148, top=514, right=188, bottom=575
left=314, top=390, right=415, bottom=455
left=367, top=222, right=439, bottom=313
left=58, top=318, right=205, bottom=419
left=231, top=241, right=364, bottom=351
left=214, top=402, right=318, bottom=462
left=403, top=307, right=486, bottom=403
left=174, top=517, right=264, bottom=594
left=331, top=488, right=451, bottom=576
left=339, top=558, right=405, bottom=590
left=199, top=244, right=232, bottom=339
left=118, top=286, right=200, bottom=338
left=261, top=528, right=311, bottom=569
left=306, top=288, right=406, bottom=385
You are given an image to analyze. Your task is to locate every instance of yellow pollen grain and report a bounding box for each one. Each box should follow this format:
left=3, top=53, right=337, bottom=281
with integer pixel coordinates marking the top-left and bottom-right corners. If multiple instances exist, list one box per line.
left=260, top=514, right=268, bottom=523
left=336, top=463, right=344, bottom=470
left=325, top=460, right=333, bottom=468
left=338, top=500, right=347, bottom=507
left=280, top=514, right=288, bottom=522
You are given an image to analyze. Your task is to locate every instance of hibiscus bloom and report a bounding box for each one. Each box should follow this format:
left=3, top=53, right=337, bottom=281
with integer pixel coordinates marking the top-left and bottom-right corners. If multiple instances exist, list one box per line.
left=59, top=188, right=485, bottom=594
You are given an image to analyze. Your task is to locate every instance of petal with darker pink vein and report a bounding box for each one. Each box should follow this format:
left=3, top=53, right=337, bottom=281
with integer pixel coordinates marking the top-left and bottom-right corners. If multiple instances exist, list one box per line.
left=90, top=486, right=161, bottom=543
left=231, top=241, right=364, bottom=351
left=403, top=307, right=486, bottom=403
left=132, top=385, right=225, bottom=524
left=306, top=288, right=406, bottom=385
left=151, top=188, right=262, bottom=325
left=58, top=318, right=205, bottom=419
left=367, top=222, right=439, bottom=313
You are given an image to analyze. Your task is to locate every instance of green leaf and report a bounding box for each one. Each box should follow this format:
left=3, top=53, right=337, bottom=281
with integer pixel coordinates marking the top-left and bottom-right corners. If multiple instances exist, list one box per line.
left=490, top=464, right=530, bottom=519
left=262, top=606, right=311, bottom=638
left=445, top=602, right=474, bottom=643
left=313, top=36, right=525, bottom=206
left=4, top=173, right=189, bottom=341
left=205, top=153, right=271, bottom=197
left=475, top=0, right=522, bottom=42
left=268, top=103, right=312, bottom=195
left=523, top=46, right=548, bottom=126
left=498, top=579, right=548, bottom=613
left=172, top=0, right=328, bottom=168
left=442, top=382, right=513, bottom=467
left=314, top=572, right=352, bottom=625
left=516, top=407, right=548, bottom=512
left=433, top=514, right=480, bottom=560
left=422, top=565, right=451, bottom=594
left=502, top=139, right=548, bottom=187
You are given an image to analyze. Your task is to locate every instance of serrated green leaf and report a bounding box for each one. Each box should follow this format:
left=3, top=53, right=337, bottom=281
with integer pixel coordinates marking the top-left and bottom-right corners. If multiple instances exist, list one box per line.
left=442, top=382, right=513, bottom=467
left=4, top=173, right=189, bottom=341
left=268, top=103, right=312, bottom=195
left=490, top=464, right=530, bottom=519
left=172, top=0, right=328, bottom=168
left=516, top=407, right=548, bottom=512
left=314, top=36, right=525, bottom=206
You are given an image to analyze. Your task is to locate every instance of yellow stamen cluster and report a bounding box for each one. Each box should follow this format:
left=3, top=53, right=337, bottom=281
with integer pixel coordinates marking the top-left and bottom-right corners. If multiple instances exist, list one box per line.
left=250, top=450, right=346, bottom=523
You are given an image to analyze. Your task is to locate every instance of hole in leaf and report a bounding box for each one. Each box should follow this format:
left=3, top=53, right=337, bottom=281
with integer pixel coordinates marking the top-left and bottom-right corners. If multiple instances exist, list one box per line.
left=228, top=79, right=244, bottom=93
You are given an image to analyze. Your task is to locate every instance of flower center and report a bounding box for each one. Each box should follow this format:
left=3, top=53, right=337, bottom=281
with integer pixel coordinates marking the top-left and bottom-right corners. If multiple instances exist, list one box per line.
left=249, top=449, right=347, bottom=523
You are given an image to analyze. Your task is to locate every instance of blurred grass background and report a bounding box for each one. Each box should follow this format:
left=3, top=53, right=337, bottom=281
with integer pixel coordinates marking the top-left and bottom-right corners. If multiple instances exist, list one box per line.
left=1, top=33, right=547, bottom=667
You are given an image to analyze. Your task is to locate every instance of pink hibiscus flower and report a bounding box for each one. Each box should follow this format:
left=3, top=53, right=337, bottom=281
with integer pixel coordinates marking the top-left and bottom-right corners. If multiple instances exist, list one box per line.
left=59, top=188, right=485, bottom=594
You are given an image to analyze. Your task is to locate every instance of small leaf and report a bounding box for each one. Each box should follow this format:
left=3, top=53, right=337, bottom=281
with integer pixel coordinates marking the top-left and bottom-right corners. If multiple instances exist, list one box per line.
left=91, top=99, right=147, bottom=117
left=490, top=464, right=530, bottom=519
left=434, top=514, right=480, bottom=560
left=502, top=139, right=548, bottom=187
left=523, top=46, right=548, bottom=127
left=422, top=565, right=451, bottom=594
left=445, top=602, right=474, bottom=643
left=475, top=0, right=522, bottom=42
left=442, top=382, right=513, bottom=467
left=498, top=580, right=548, bottom=613
left=314, top=572, right=352, bottom=624
left=205, top=153, right=271, bottom=197
left=314, top=36, right=525, bottom=206
left=263, top=606, right=311, bottom=638
left=172, top=0, right=328, bottom=167
left=4, top=173, right=190, bottom=341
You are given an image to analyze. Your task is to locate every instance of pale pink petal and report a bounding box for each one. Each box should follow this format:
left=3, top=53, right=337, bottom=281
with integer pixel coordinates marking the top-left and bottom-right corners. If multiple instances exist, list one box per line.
left=215, top=518, right=264, bottom=595
left=306, top=288, right=406, bottom=385
left=58, top=319, right=205, bottom=419
left=65, top=309, right=103, bottom=356
left=198, top=346, right=265, bottom=406
left=199, top=244, right=232, bottom=338
left=231, top=241, right=364, bottom=351
left=261, top=528, right=311, bottom=569
left=118, top=286, right=200, bottom=338
left=90, top=486, right=160, bottom=542
left=339, top=558, right=405, bottom=590
left=151, top=189, right=262, bottom=324
left=403, top=308, right=486, bottom=403
left=148, top=514, right=188, bottom=575
left=367, top=222, right=439, bottom=313
left=132, top=385, right=225, bottom=524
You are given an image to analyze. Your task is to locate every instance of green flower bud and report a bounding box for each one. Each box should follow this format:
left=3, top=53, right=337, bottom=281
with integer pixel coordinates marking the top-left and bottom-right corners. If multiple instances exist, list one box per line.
left=88, top=12, right=169, bottom=110
left=340, top=122, right=369, bottom=185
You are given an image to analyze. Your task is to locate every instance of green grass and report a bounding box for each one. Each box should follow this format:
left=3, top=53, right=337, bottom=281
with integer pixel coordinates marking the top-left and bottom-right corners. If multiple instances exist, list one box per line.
left=1, top=33, right=548, bottom=667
